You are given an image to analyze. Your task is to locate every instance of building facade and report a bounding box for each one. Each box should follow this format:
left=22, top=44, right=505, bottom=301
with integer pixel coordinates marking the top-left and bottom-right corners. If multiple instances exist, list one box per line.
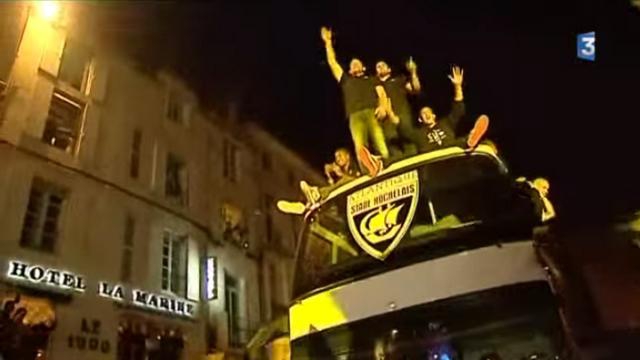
left=0, top=2, right=320, bottom=359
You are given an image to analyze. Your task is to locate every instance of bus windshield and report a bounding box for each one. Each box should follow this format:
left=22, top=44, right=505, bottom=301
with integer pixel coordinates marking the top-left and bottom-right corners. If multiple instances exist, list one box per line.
left=293, top=153, right=538, bottom=299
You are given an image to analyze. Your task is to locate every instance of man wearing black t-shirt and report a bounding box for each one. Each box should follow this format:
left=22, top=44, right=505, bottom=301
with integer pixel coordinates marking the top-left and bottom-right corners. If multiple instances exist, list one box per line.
left=321, top=27, right=388, bottom=176
left=375, top=59, right=422, bottom=159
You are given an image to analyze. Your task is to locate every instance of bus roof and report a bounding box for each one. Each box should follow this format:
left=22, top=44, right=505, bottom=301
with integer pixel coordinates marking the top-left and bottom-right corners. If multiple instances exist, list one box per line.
left=322, top=145, right=506, bottom=204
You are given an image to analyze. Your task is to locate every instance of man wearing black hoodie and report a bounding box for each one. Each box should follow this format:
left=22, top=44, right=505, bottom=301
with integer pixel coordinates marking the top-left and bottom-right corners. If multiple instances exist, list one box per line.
left=416, top=66, right=489, bottom=152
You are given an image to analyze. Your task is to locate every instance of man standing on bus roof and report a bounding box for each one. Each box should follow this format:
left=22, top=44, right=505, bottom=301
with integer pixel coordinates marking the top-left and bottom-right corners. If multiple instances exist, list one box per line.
left=416, top=66, right=490, bottom=152
left=375, top=58, right=422, bottom=158
left=320, top=26, right=389, bottom=177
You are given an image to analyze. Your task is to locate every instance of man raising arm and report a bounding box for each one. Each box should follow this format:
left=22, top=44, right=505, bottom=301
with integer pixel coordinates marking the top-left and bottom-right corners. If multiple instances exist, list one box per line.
left=320, top=26, right=389, bottom=176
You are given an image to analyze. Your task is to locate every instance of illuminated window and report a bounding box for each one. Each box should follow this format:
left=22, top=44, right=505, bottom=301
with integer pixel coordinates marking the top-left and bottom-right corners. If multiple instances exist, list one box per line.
left=165, top=153, right=188, bottom=206
left=130, top=130, right=142, bottom=179
left=223, top=140, right=239, bottom=182
left=58, top=38, right=91, bottom=91
left=161, top=231, right=187, bottom=297
left=222, top=203, right=247, bottom=247
left=121, top=215, right=135, bottom=283
left=20, top=178, right=66, bottom=252
left=42, top=90, right=84, bottom=153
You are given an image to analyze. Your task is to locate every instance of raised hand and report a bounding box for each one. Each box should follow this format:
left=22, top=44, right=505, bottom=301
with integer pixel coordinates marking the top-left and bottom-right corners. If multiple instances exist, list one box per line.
left=406, top=57, right=417, bottom=73
left=374, top=106, right=387, bottom=120
left=448, top=66, right=464, bottom=86
left=320, top=27, right=333, bottom=43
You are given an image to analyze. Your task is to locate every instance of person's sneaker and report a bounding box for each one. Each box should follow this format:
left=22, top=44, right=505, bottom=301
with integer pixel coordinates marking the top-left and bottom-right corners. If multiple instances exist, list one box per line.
left=299, top=180, right=321, bottom=204
left=277, top=200, right=306, bottom=215
left=467, top=114, right=490, bottom=149
left=358, top=147, right=382, bottom=177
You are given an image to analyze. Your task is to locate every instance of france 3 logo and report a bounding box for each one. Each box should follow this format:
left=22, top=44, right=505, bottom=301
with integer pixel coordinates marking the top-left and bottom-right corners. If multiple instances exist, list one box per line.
left=577, top=32, right=595, bottom=61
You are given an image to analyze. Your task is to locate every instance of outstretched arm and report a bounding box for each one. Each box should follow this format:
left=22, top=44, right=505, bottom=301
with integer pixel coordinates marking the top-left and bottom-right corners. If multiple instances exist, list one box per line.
left=448, top=65, right=464, bottom=101
left=447, top=66, right=465, bottom=128
left=321, top=27, right=344, bottom=82
left=405, top=57, right=422, bottom=94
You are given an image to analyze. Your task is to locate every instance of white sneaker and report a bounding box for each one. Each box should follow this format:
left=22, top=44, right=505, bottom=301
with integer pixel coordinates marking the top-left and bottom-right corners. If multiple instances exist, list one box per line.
left=277, top=200, right=306, bottom=215
left=300, top=181, right=321, bottom=203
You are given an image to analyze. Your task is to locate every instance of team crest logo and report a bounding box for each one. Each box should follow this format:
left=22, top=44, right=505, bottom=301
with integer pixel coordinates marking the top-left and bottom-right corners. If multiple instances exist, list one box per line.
left=347, top=170, right=419, bottom=260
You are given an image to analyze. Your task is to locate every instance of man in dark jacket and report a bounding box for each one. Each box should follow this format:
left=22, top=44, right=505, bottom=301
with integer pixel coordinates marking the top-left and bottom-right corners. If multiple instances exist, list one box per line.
left=416, top=66, right=489, bottom=152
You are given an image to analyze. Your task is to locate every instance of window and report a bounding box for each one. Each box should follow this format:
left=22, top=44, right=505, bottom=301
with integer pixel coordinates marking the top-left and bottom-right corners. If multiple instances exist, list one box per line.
left=264, top=195, right=274, bottom=244
left=121, top=215, right=135, bottom=282
left=130, top=130, right=142, bottom=179
left=223, top=140, right=239, bottom=182
left=261, top=152, right=272, bottom=171
left=166, top=92, right=186, bottom=124
left=161, top=231, right=187, bottom=297
left=165, top=153, right=188, bottom=206
left=293, top=154, right=538, bottom=298
left=270, top=263, right=279, bottom=303
left=20, top=178, right=66, bottom=252
left=58, top=38, right=91, bottom=91
left=222, top=203, right=247, bottom=247
left=42, top=90, right=84, bottom=153
left=118, top=321, right=184, bottom=360
left=225, top=272, right=241, bottom=347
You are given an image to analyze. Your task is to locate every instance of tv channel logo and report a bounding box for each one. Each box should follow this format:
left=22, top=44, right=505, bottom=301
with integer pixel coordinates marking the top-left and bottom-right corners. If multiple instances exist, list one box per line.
left=577, top=32, right=595, bottom=61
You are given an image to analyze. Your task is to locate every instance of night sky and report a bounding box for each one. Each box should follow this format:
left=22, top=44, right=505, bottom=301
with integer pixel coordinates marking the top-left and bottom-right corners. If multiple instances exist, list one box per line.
left=88, top=0, right=640, bottom=219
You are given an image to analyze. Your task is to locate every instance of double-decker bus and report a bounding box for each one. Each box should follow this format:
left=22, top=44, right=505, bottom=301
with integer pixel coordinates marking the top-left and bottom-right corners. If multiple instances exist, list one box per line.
left=289, top=145, right=565, bottom=360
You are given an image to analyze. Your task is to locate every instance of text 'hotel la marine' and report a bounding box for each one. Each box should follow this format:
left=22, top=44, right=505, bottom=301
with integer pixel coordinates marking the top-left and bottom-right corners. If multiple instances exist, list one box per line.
left=0, top=2, right=323, bottom=359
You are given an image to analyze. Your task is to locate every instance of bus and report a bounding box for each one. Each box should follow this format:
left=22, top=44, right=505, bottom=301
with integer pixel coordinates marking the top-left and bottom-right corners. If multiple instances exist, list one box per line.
left=289, top=145, right=566, bottom=360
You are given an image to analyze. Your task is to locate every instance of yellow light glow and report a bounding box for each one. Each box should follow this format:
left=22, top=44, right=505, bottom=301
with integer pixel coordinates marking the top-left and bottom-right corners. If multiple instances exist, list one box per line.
left=289, top=289, right=347, bottom=340
left=37, top=1, right=60, bottom=22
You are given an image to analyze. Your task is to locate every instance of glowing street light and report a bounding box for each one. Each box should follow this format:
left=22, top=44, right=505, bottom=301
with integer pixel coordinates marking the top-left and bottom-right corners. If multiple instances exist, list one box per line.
left=36, top=1, right=60, bottom=22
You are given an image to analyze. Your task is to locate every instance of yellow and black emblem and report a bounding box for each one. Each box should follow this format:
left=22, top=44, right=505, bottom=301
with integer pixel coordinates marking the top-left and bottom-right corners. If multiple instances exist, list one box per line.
left=347, top=170, right=419, bottom=260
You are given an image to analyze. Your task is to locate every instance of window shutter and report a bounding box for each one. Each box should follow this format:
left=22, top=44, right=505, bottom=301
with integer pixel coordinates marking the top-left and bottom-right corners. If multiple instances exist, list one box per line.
left=39, top=30, right=65, bottom=76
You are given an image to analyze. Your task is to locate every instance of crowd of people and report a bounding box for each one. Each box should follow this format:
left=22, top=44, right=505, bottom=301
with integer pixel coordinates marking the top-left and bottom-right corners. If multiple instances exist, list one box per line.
left=277, top=26, right=555, bottom=223
left=320, top=26, right=489, bottom=177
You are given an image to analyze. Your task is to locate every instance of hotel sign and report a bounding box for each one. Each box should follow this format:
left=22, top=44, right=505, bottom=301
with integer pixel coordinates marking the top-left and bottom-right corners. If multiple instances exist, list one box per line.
left=98, top=282, right=196, bottom=318
left=7, top=260, right=86, bottom=293
left=6, top=260, right=198, bottom=319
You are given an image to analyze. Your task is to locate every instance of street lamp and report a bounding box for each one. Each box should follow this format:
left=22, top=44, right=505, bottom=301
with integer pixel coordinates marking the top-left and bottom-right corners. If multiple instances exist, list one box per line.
left=36, top=1, right=60, bottom=22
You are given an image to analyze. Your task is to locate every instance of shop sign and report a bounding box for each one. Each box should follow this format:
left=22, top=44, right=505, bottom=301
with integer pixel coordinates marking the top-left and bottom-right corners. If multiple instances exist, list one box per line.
left=203, top=256, right=217, bottom=300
